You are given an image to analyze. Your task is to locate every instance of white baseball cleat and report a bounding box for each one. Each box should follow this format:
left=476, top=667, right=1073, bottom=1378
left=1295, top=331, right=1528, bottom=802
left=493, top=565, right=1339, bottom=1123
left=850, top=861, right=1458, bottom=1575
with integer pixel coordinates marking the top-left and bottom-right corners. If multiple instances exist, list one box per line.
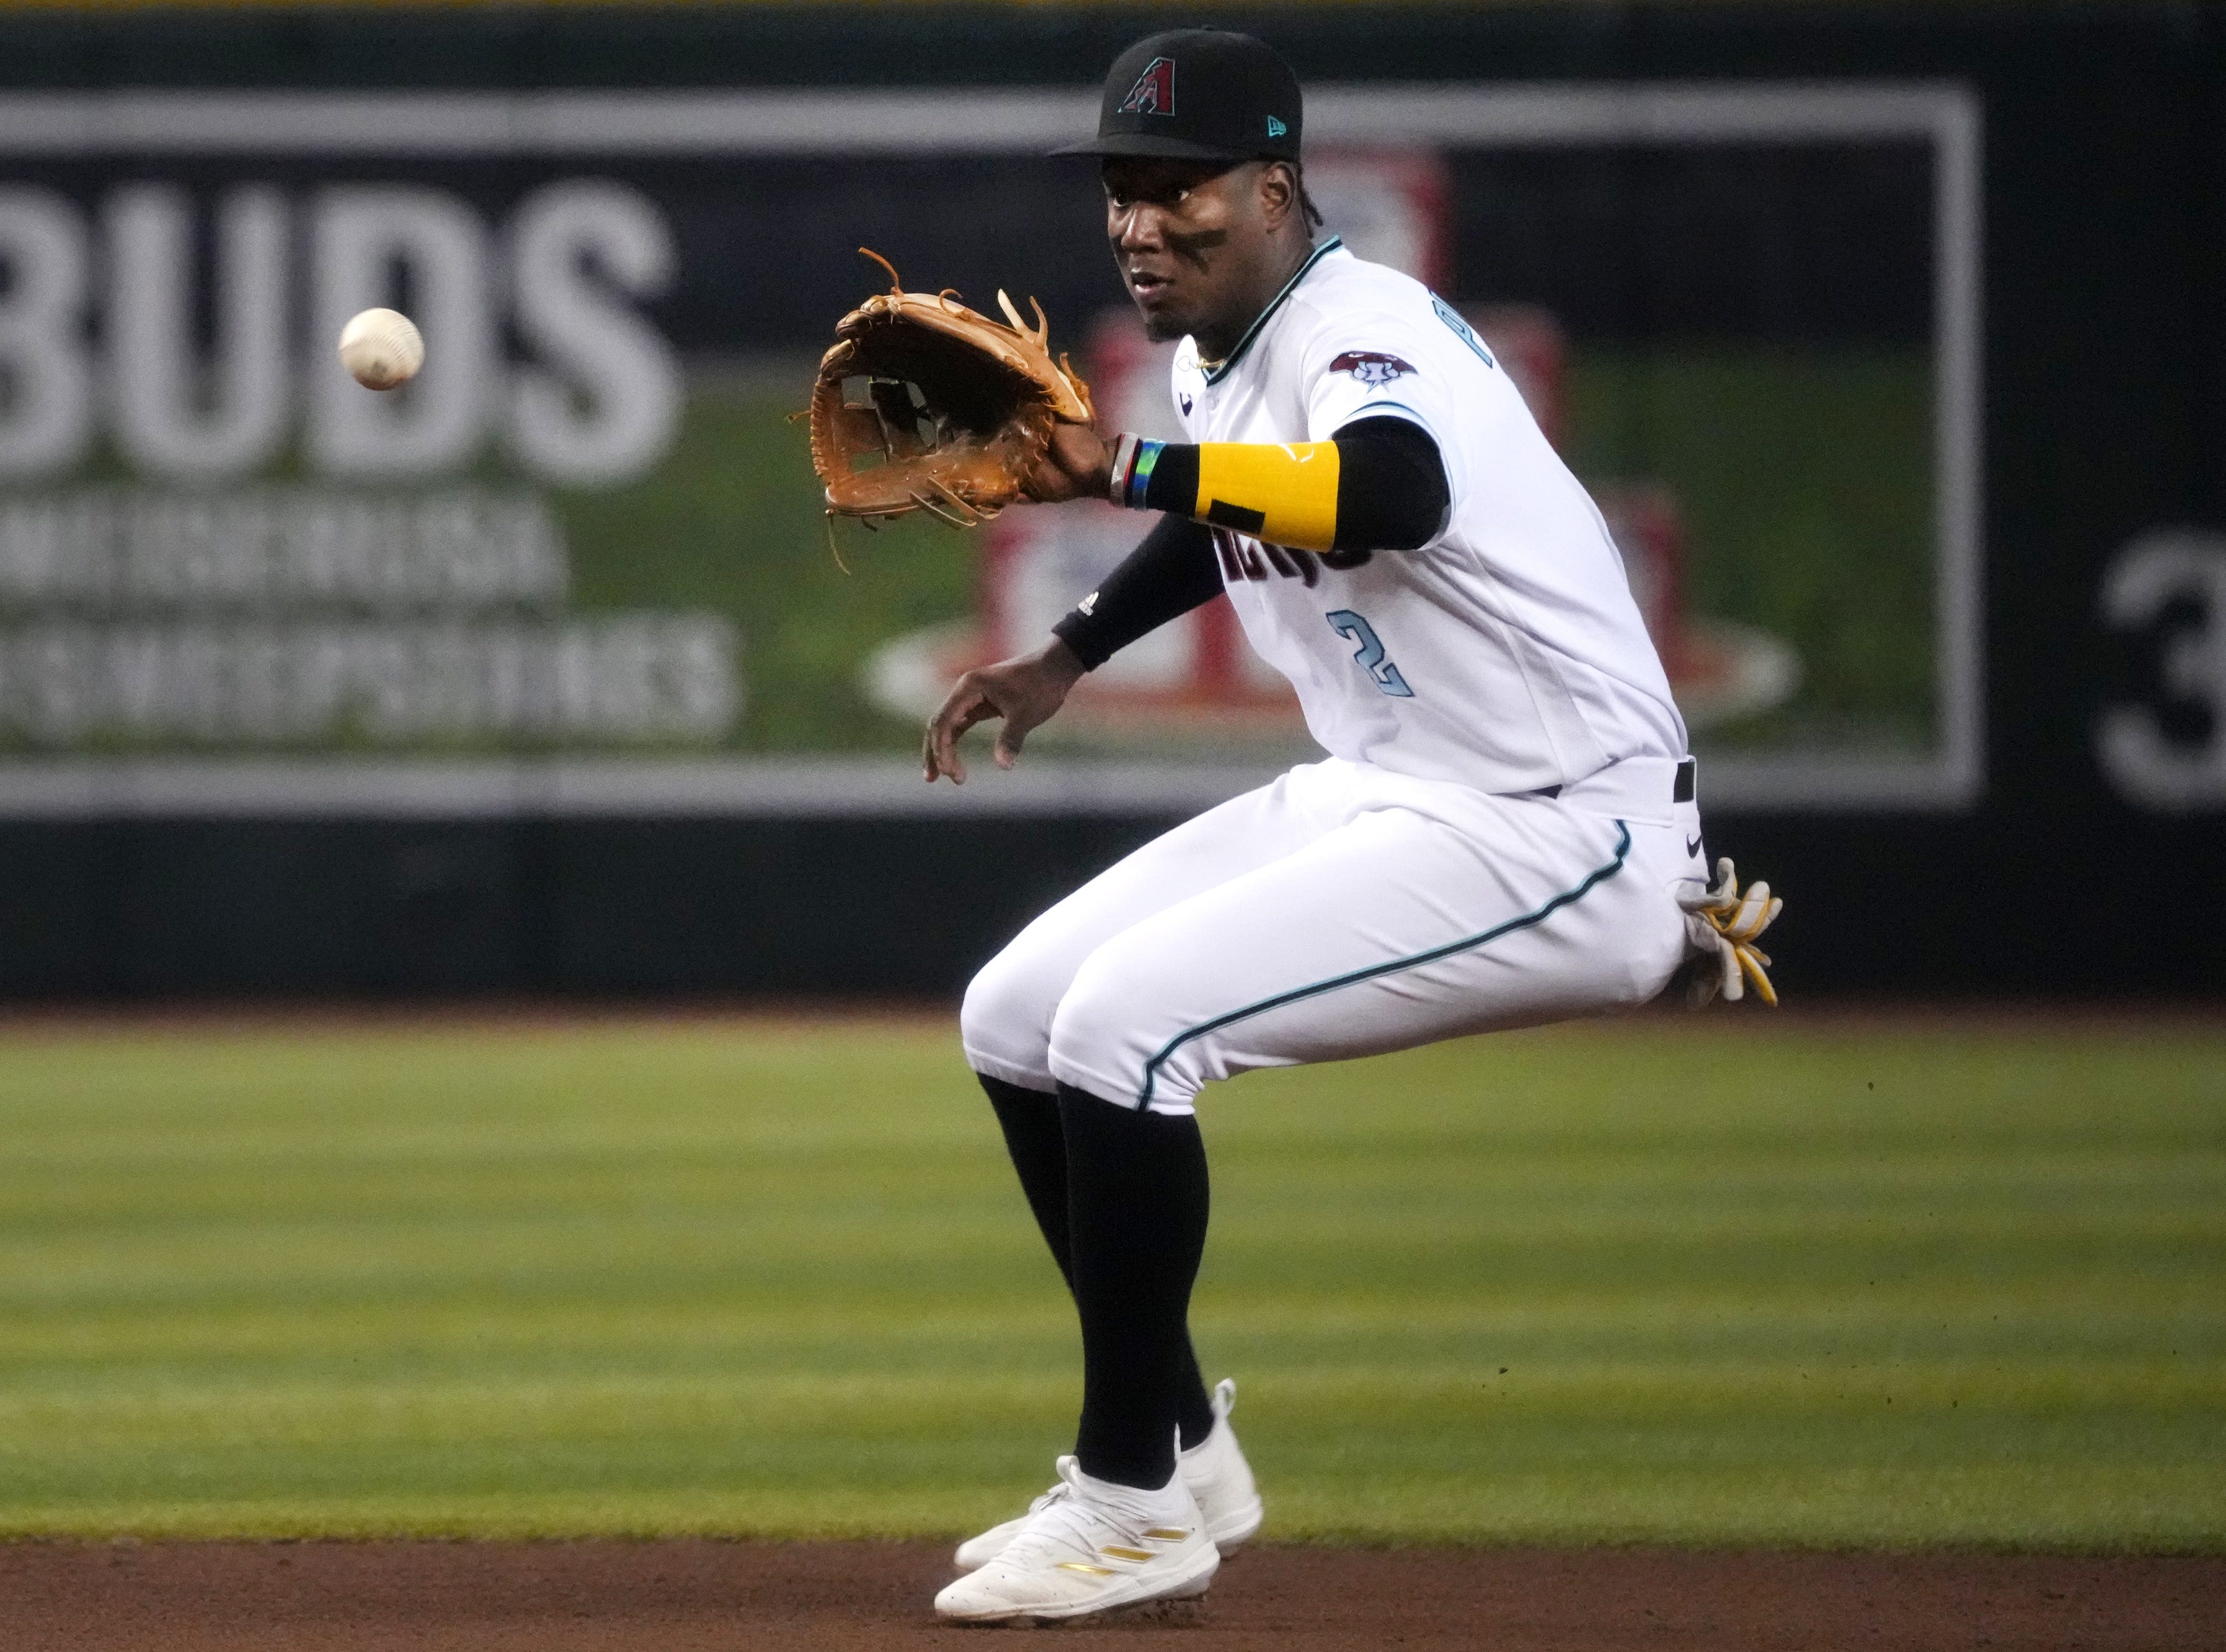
left=1181, top=1378, right=1265, bottom=1554
left=953, top=1378, right=1264, bottom=1573
left=933, top=1456, right=1219, bottom=1625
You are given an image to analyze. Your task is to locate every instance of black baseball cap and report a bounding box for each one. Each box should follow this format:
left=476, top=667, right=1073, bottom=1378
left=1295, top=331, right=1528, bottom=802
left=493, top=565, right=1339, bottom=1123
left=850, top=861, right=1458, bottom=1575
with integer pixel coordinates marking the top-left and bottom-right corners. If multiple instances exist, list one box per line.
left=1054, top=29, right=1302, bottom=165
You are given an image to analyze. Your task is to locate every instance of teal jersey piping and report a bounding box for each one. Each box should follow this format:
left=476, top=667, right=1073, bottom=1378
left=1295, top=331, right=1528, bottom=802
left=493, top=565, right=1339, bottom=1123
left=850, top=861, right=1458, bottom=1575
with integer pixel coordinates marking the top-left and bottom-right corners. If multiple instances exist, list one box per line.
left=1201, top=236, right=1345, bottom=387
left=1136, top=819, right=1634, bottom=1107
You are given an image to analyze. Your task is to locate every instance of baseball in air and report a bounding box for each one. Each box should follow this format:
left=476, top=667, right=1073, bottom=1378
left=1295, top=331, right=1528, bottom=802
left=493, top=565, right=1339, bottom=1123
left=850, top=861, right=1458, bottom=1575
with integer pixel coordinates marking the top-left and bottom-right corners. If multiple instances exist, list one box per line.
left=337, top=307, right=425, bottom=390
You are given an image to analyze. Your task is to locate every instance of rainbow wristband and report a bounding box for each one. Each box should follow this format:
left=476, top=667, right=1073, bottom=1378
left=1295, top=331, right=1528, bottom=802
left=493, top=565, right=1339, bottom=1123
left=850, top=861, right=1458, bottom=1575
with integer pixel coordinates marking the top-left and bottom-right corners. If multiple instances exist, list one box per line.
left=1106, top=433, right=1165, bottom=511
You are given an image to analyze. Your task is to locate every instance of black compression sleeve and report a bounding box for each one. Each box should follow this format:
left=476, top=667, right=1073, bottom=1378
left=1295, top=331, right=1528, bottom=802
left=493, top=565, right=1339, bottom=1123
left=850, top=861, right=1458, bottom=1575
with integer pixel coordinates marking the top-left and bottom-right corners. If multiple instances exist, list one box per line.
left=1328, top=415, right=1450, bottom=552
left=1050, top=514, right=1223, bottom=670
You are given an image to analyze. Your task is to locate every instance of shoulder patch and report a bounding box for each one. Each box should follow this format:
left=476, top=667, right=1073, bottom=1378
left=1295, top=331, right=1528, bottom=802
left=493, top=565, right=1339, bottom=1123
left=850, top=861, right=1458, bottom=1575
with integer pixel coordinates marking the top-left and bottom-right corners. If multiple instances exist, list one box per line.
left=1330, top=350, right=1416, bottom=387
left=1431, top=295, right=1497, bottom=368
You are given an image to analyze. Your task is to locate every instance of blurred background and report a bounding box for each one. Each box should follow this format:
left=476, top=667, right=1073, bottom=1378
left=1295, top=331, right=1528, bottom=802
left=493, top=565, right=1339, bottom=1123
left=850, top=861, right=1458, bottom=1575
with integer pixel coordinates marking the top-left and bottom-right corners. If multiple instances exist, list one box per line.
left=0, top=1, right=2220, bottom=1563
left=0, top=0, right=2212, bottom=1004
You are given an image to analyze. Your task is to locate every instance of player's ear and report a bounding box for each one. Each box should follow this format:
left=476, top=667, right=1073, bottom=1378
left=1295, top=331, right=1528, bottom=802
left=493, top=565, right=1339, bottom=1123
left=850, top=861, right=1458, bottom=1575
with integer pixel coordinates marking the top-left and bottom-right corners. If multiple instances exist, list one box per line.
left=1256, top=161, right=1297, bottom=231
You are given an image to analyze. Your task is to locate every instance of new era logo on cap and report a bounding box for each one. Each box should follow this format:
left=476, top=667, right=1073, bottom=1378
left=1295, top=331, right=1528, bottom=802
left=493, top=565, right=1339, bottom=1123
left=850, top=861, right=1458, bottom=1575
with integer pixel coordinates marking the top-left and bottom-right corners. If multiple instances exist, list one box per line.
left=1267, top=117, right=1287, bottom=138
left=1118, top=57, right=1175, bottom=116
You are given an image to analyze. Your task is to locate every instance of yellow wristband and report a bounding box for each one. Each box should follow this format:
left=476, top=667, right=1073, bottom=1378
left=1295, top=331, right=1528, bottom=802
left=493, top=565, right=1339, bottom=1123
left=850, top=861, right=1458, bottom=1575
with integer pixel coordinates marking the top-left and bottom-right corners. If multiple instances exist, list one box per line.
left=1193, top=441, right=1343, bottom=554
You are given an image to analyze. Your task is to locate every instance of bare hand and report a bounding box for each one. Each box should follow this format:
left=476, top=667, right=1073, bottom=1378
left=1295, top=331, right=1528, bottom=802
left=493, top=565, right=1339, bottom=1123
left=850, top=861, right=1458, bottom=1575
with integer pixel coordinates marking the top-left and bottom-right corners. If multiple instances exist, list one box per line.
left=1022, top=422, right=1114, bottom=504
left=924, top=638, right=1088, bottom=784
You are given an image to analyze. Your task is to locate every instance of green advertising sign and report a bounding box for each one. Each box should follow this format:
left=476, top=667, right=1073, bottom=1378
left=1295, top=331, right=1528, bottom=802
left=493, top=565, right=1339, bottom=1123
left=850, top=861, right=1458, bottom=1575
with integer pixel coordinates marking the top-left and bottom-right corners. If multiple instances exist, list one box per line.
left=0, top=83, right=1977, bottom=814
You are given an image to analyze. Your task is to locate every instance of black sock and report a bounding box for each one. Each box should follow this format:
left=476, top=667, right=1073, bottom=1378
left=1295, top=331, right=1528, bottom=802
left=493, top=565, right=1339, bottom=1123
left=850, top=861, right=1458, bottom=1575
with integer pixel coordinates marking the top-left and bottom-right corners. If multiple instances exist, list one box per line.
left=1057, top=1082, right=1211, bottom=1491
left=979, top=1075, right=1217, bottom=1451
left=982, top=1075, right=1078, bottom=1289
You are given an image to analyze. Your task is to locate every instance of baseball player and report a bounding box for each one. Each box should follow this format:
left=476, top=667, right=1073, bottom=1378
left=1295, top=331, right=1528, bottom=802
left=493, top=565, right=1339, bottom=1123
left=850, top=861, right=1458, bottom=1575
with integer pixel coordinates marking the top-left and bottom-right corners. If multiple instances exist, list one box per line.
left=923, top=29, right=1777, bottom=1625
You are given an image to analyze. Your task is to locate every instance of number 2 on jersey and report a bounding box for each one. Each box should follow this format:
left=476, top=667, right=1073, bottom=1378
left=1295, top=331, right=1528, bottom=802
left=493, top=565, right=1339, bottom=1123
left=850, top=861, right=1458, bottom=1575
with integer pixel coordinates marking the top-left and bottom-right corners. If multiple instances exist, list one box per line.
left=1325, top=609, right=1414, bottom=698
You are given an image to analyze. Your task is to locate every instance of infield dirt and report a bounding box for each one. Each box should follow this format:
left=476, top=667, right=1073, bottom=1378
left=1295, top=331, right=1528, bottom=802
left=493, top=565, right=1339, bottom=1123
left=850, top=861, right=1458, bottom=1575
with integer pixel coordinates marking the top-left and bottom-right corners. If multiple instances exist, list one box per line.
left=3, top=1540, right=2219, bottom=1651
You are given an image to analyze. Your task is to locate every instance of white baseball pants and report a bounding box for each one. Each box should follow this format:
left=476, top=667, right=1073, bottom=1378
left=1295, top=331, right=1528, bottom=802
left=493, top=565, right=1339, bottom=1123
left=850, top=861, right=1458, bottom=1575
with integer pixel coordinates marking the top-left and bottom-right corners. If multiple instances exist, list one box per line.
left=962, top=756, right=1704, bottom=1115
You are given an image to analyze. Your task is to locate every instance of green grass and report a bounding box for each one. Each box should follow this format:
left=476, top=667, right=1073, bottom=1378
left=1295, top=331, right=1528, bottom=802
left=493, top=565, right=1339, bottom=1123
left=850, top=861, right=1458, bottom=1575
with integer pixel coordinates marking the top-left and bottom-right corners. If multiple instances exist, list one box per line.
left=1, top=1016, right=2220, bottom=1548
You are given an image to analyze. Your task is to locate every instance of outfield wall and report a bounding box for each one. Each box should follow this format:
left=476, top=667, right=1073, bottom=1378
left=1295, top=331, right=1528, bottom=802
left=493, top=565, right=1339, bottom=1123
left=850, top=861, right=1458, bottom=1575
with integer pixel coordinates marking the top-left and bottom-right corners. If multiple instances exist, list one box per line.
left=0, top=2, right=2219, bottom=999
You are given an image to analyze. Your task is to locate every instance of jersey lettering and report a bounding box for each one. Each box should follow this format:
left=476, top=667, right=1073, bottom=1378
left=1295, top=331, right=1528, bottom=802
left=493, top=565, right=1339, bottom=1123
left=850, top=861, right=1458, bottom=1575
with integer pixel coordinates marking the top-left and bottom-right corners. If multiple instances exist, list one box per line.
left=1212, top=526, right=1260, bottom=581
left=1211, top=527, right=1368, bottom=588
left=1430, top=294, right=1496, bottom=368
left=1326, top=609, right=1414, bottom=698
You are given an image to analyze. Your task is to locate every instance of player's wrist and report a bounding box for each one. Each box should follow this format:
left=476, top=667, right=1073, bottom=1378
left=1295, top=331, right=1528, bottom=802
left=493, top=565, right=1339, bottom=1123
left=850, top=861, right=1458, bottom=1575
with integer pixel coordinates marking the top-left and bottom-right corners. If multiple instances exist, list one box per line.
left=1106, top=433, right=1166, bottom=509
left=1046, top=615, right=1105, bottom=673
left=1039, top=635, right=1090, bottom=681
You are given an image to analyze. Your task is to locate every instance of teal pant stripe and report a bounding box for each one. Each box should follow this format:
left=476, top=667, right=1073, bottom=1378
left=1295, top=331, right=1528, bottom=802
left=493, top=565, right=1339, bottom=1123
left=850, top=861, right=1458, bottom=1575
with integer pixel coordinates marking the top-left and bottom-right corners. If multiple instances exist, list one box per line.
left=1136, top=819, right=1634, bottom=1108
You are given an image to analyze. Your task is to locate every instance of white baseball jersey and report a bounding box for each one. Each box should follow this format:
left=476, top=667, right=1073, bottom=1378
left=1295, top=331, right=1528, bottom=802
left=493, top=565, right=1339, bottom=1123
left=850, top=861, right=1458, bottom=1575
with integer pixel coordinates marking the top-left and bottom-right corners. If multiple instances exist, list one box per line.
left=1170, top=236, right=1687, bottom=795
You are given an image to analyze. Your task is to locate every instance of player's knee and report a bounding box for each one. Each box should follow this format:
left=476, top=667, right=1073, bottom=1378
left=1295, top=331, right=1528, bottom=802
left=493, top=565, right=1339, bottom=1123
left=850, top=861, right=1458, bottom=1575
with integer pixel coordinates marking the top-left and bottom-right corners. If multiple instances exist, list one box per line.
left=1046, top=939, right=1184, bottom=1112
left=958, top=939, right=1061, bottom=1090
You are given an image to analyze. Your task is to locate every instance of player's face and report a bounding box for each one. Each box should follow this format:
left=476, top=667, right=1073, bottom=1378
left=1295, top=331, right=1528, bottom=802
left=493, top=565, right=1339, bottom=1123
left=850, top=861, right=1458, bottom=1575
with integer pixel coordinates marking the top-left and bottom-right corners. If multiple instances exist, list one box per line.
left=1103, top=158, right=1282, bottom=347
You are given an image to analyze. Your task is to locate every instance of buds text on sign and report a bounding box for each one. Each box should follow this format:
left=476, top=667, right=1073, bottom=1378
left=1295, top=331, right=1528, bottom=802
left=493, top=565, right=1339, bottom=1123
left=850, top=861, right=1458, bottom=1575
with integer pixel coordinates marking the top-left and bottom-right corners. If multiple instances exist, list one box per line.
left=0, top=180, right=680, bottom=486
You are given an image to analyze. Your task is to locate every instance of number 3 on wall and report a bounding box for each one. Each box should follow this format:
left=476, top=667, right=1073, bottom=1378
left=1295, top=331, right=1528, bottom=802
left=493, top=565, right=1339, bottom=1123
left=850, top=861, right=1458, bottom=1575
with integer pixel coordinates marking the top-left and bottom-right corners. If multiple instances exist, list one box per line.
left=1325, top=609, right=1414, bottom=698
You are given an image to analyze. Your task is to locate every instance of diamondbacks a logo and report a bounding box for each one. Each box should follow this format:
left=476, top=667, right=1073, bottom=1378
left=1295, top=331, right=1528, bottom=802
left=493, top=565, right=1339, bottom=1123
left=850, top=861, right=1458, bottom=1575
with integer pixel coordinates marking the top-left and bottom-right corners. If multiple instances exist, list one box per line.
left=1118, top=57, right=1176, bottom=117
left=1330, top=350, right=1417, bottom=387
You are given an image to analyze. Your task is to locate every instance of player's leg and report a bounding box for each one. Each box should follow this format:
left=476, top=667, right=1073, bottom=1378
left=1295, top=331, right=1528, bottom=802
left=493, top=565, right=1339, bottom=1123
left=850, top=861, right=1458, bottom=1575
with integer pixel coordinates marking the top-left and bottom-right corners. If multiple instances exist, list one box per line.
left=1048, top=790, right=1692, bottom=1115
left=1058, top=1081, right=1211, bottom=1490
left=958, top=766, right=1338, bottom=1425
left=948, top=766, right=1335, bottom=1577
left=974, top=1078, right=1218, bottom=1452
left=936, top=1083, right=1226, bottom=1625
left=1041, top=785, right=1691, bottom=1492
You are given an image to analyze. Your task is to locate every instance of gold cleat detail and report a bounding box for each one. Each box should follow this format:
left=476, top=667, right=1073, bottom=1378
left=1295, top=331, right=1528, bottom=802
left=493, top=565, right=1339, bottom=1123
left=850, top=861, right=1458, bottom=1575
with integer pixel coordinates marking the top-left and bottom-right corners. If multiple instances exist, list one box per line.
left=1055, top=1562, right=1116, bottom=1575
left=1099, top=1546, right=1154, bottom=1562
left=1142, top=1529, right=1191, bottom=1541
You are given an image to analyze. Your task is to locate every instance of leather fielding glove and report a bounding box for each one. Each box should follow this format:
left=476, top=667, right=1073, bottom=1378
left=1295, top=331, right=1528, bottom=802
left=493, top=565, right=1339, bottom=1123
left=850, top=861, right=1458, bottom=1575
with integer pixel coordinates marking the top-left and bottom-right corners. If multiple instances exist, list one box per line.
left=1677, top=857, right=1783, bottom=1006
left=808, top=248, right=1093, bottom=532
